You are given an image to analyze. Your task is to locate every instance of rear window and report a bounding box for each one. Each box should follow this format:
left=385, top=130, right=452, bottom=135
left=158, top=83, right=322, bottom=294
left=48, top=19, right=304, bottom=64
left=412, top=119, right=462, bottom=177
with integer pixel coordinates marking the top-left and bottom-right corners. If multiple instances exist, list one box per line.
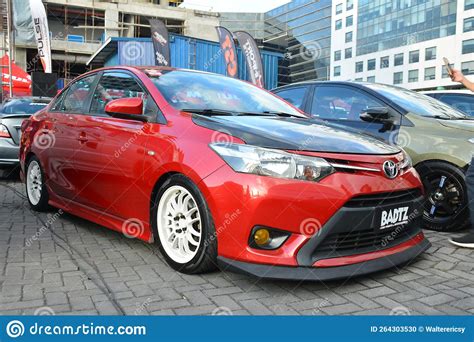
left=0, top=99, right=48, bottom=115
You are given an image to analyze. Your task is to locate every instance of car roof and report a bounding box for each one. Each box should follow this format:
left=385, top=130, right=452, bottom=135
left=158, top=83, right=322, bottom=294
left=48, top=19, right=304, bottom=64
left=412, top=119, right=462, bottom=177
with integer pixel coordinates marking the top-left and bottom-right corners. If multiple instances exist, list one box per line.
left=86, top=65, right=218, bottom=78
left=272, top=80, right=372, bottom=92
left=421, top=89, right=473, bottom=95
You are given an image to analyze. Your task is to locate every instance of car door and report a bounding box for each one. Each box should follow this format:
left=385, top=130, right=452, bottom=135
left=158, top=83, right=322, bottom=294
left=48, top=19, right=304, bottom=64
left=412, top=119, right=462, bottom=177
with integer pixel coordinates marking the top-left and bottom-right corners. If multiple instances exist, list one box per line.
left=308, top=84, right=403, bottom=143
left=46, top=74, right=98, bottom=200
left=273, top=86, right=311, bottom=110
left=73, top=71, right=158, bottom=221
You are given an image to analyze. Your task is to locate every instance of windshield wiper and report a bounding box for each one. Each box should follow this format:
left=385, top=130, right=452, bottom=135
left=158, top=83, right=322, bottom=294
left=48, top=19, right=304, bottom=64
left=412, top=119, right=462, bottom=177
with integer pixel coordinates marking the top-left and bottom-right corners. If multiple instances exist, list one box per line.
left=181, top=108, right=235, bottom=116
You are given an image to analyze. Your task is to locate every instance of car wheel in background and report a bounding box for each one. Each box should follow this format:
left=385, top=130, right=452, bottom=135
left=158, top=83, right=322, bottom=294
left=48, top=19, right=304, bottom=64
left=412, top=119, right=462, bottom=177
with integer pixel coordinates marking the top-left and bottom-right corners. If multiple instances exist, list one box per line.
left=25, top=156, right=50, bottom=212
left=416, top=161, right=469, bottom=232
left=152, top=174, right=217, bottom=274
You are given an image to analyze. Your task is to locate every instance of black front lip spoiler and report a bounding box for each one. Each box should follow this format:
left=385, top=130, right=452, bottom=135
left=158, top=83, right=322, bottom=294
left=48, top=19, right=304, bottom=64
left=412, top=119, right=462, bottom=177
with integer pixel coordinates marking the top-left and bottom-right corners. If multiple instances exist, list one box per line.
left=217, top=237, right=431, bottom=282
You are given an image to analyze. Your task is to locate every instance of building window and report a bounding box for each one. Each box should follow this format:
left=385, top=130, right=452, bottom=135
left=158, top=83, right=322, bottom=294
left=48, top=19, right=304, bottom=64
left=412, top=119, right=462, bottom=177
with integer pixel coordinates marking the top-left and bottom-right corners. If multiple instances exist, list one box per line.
left=394, top=53, right=404, bottom=66
left=345, top=47, right=352, bottom=59
left=463, top=39, right=474, bottom=54
left=425, top=47, right=436, bottom=61
left=424, top=67, right=436, bottom=80
left=334, top=50, right=341, bottom=61
left=336, top=3, right=343, bottom=14
left=408, top=70, right=419, bottom=83
left=347, top=0, right=353, bottom=10
left=380, top=56, right=389, bottom=69
left=367, top=76, right=375, bottom=83
left=466, top=0, right=474, bottom=10
left=462, top=61, right=474, bottom=75
left=354, top=78, right=363, bottom=81
left=442, top=63, right=454, bottom=78
left=393, top=72, right=403, bottom=84
left=356, top=61, right=363, bottom=73
left=334, top=66, right=341, bottom=77
left=367, top=59, right=376, bottom=71
left=465, top=18, right=474, bottom=33
left=346, top=15, right=353, bottom=27
left=335, top=19, right=342, bottom=30
left=345, top=31, right=353, bottom=43
left=409, top=50, right=419, bottom=64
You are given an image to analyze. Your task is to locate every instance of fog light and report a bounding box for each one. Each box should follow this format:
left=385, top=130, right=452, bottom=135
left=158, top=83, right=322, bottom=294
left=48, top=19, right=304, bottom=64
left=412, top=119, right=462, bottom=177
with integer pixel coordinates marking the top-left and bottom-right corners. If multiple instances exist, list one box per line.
left=249, top=226, right=291, bottom=250
left=254, top=228, right=271, bottom=246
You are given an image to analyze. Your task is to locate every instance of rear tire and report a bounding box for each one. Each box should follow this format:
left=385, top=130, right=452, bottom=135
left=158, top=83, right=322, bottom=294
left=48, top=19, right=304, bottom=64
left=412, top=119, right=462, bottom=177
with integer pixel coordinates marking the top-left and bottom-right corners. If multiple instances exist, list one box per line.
left=416, top=161, right=468, bottom=232
left=152, top=174, right=217, bottom=274
left=25, top=156, right=50, bottom=212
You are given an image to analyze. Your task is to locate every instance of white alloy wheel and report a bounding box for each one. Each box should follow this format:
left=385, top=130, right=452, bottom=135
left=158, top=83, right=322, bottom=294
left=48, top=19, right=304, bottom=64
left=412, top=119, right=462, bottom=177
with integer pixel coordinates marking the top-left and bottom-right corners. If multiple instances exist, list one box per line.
left=157, top=185, right=202, bottom=264
left=27, top=160, right=43, bottom=206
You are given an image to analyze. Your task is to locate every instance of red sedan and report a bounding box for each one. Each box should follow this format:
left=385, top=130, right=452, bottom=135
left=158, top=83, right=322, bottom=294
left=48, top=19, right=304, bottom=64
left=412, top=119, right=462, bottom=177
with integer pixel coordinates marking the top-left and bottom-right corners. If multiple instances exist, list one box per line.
left=19, top=66, right=430, bottom=280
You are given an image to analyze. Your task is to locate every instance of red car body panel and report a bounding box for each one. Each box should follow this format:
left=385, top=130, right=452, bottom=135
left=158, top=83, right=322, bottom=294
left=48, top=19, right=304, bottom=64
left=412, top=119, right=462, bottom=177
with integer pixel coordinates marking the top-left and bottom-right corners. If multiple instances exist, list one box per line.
left=19, top=66, right=430, bottom=280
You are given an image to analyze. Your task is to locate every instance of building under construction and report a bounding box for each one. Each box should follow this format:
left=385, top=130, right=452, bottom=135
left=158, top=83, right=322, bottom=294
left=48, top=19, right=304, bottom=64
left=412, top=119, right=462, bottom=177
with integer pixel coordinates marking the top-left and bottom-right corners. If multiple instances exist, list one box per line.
left=8, top=0, right=219, bottom=85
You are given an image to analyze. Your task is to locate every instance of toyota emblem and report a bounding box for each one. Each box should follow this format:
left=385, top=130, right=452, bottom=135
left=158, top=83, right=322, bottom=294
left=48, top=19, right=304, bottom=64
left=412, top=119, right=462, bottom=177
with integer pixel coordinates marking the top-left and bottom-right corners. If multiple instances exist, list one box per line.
left=383, top=160, right=399, bottom=179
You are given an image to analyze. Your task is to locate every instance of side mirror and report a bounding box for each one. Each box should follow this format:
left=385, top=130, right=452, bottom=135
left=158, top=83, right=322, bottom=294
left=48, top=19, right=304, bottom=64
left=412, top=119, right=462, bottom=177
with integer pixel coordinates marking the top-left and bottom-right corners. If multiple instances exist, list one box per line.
left=105, top=97, right=147, bottom=121
left=360, top=107, right=392, bottom=124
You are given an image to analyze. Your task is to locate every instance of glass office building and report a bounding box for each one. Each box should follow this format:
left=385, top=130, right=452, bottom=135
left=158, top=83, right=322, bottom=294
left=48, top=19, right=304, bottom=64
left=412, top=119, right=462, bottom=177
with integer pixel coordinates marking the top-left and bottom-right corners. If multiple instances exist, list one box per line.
left=356, top=0, right=457, bottom=56
left=263, top=0, right=332, bottom=85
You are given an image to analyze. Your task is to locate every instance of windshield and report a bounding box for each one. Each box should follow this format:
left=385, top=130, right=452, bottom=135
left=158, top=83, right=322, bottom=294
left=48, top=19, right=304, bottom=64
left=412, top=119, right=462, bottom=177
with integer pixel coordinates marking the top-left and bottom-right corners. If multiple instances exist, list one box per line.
left=0, top=99, right=48, bottom=115
left=150, top=70, right=305, bottom=117
left=365, top=83, right=468, bottom=119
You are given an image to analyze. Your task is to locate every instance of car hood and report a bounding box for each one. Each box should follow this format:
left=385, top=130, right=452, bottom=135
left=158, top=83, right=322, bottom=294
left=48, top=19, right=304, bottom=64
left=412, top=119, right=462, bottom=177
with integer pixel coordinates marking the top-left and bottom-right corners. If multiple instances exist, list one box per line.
left=192, top=115, right=400, bottom=155
left=438, top=119, right=474, bottom=132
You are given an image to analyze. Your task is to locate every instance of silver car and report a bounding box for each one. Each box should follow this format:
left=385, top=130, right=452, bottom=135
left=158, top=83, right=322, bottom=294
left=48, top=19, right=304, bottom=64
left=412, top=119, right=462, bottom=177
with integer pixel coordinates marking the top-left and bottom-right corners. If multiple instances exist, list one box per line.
left=0, top=97, right=50, bottom=177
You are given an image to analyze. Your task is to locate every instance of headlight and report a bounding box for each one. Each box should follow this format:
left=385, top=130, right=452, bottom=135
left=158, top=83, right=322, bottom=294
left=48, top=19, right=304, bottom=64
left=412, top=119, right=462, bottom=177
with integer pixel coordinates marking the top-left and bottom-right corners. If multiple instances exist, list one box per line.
left=399, top=151, right=412, bottom=169
left=210, top=143, right=334, bottom=182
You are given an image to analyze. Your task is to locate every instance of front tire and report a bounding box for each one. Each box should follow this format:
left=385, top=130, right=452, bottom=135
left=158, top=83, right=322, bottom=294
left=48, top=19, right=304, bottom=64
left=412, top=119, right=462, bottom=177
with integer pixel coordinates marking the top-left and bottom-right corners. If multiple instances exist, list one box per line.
left=416, top=161, right=468, bottom=232
left=152, top=174, right=217, bottom=274
left=25, top=156, right=50, bottom=212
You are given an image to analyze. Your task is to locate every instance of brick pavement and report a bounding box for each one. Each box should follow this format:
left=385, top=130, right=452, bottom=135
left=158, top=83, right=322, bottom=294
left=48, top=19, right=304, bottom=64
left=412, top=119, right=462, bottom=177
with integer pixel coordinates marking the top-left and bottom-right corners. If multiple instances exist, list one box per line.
left=1, top=180, right=473, bottom=316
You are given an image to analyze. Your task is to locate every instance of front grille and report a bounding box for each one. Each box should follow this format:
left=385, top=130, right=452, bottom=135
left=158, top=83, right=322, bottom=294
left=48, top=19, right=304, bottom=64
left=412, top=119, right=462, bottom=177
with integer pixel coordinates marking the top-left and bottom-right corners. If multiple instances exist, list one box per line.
left=316, top=225, right=419, bottom=254
left=344, top=189, right=422, bottom=208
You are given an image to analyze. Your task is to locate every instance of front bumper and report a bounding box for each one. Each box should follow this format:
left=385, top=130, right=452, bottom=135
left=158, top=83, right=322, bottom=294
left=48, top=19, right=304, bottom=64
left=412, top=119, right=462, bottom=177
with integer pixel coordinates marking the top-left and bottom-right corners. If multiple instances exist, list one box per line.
left=218, top=233, right=431, bottom=281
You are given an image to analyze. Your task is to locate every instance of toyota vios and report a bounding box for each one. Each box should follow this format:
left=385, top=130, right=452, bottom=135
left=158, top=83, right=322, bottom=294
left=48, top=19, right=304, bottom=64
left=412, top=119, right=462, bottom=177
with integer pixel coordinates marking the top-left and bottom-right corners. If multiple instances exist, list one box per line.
left=20, top=67, right=430, bottom=280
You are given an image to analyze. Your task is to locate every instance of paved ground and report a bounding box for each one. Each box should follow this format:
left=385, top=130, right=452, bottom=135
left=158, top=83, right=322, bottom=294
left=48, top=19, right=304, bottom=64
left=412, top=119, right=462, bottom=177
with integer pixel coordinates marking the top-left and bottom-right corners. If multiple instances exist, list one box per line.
left=0, top=179, right=473, bottom=316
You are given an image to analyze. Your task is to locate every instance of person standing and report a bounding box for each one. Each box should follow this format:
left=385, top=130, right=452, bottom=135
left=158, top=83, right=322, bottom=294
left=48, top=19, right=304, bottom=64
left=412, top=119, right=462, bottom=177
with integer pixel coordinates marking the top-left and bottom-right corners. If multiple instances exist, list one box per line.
left=449, top=69, right=474, bottom=248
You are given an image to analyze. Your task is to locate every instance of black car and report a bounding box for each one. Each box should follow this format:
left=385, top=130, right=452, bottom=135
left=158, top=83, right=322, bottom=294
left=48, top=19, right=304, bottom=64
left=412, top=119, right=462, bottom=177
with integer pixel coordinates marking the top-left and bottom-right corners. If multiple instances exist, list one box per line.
left=0, top=97, right=50, bottom=177
left=273, top=81, right=474, bottom=232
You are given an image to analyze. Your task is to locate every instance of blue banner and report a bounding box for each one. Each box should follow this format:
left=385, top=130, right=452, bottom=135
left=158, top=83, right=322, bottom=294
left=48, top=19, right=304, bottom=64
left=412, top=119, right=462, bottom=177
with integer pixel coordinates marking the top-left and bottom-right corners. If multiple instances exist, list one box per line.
left=0, top=316, right=472, bottom=341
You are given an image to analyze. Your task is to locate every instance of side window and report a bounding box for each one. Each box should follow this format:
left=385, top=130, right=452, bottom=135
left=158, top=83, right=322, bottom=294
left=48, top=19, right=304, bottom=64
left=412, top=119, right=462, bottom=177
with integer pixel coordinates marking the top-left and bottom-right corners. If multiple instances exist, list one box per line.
left=50, top=91, right=67, bottom=112
left=90, top=72, right=157, bottom=116
left=310, top=86, right=385, bottom=121
left=274, top=87, right=308, bottom=110
left=60, top=75, right=97, bottom=113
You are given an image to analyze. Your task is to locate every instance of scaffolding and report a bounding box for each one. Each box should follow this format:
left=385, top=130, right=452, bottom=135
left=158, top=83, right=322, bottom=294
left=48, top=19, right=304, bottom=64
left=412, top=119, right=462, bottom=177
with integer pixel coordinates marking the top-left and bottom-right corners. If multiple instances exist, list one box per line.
left=0, top=0, right=13, bottom=99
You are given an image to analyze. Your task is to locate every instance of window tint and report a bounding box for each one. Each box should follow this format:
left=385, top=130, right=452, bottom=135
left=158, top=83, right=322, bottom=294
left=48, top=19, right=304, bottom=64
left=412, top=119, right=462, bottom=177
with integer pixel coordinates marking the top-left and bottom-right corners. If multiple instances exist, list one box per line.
left=90, top=72, right=157, bottom=115
left=274, top=87, right=308, bottom=110
left=310, top=86, right=384, bottom=121
left=61, top=75, right=96, bottom=113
